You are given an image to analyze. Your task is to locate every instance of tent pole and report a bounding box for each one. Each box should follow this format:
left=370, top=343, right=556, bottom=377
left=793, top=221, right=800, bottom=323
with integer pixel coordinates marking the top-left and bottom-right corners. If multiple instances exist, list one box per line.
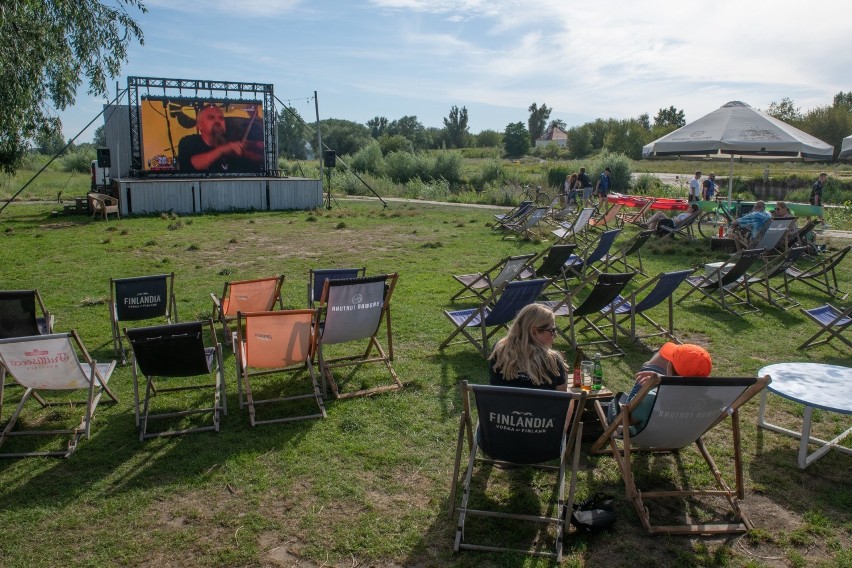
left=727, top=154, right=734, bottom=206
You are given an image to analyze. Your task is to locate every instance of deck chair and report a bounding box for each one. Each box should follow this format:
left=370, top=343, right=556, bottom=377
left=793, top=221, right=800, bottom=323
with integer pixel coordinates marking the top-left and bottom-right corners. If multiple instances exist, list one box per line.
left=601, top=229, right=654, bottom=276
left=125, top=320, right=225, bottom=441
left=657, top=208, right=700, bottom=239
left=307, top=267, right=365, bottom=307
left=540, top=272, right=635, bottom=357
left=617, top=198, right=653, bottom=227
left=550, top=207, right=595, bottom=244
left=595, top=269, right=694, bottom=345
left=0, top=289, right=54, bottom=339
left=589, top=374, right=770, bottom=535
left=740, top=246, right=809, bottom=310
left=441, top=279, right=550, bottom=357
left=797, top=304, right=851, bottom=350
left=563, top=228, right=622, bottom=279
left=588, top=202, right=623, bottom=231
left=502, top=206, right=550, bottom=240
left=315, top=273, right=402, bottom=399
left=0, top=331, right=117, bottom=458
left=519, top=244, right=578, bottom=291
left=450, top=381, right=586, bottom=561
left=235, top=310, right=325, bottom=425
left=677, top=248, right=765, bottom=315
left=109, top=273, right=178, bottom=364
left=784, top=245, right=849, bottom=300
left=493, top=200, right=533, bottom=231
left=450, top=253, right=535, bottom=303
left=734, top=217, right=794, bottom=254
left=211, top=275, right=285, bottom=345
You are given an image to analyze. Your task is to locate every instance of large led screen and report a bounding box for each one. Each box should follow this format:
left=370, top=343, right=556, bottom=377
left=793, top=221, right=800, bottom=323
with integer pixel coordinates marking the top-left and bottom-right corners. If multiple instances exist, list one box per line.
left=140, top=97, right=265, bottom=174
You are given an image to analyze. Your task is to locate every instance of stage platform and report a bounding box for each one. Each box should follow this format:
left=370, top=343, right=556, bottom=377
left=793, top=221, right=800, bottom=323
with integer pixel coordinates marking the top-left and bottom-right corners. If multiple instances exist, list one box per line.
left=115, top=176, right=323, bottom=216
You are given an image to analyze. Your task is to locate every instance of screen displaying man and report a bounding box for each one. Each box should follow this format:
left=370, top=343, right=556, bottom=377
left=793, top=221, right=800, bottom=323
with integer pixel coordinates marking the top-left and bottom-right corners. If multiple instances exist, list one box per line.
left=178, top=105, right=264, bottom=173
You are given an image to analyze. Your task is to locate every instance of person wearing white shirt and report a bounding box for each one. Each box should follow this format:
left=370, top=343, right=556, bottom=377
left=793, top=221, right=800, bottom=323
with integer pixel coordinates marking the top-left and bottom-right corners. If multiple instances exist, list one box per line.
left=688, top=171, right=702, bottom=202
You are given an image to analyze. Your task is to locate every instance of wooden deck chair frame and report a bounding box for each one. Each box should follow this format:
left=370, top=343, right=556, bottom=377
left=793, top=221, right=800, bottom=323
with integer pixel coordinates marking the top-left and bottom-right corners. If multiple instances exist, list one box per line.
left=657, top=208, right=701, bottom=240
left=588, top=202, right=623, bottom=232
left=593, top=269, right=694, bottom=346
left=784, top=245, right=849, bottom=300
left=235, top=310, right=326, bottom=425
left=563, top=228, right=622, bottom=279
left=541, top=271, right=635, bottom=358
left=601, top=229, right=654, bottom=276
left=1, top=289, right=55, bottom=390
left=590, top=374, right=771, bottom=535
left=441, top=279, right=551, bottom=358
left=677, top=249, right=765, bottom=315
left=550, top=207, right=595, bottom=244
left=493, top=200, right=533, bottom=231
left=502, top=206, right=550, bottom=240
left=315, top=273, right=402, bottom=399
left=797, top=303, right=851, bottom=350
left=109, top=273, right=178, bottom=364
left=125, top=320, right=225, bottom=441
left=739, top=246, right=808, bottom=310
left=0, top=331, right=118, bottom=458
left=449, top=381, right=587, bottom=561
left=307, top=267, right=366, bottom=308
left=210, top=275, right=285, bottom=345
left=617, top=198, right=653, bottom=227
left=450, top=253, right=536, bottom=303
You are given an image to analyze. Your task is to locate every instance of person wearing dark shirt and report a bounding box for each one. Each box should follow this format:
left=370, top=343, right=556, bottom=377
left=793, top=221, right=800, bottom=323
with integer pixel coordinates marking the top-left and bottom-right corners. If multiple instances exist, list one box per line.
left=178, top=104, right=263, bottom=173
left=810, top=172, right=827, bottom=225
left=595, top=166, right=612, bottom=209
left=489, top=303, right=567, bottom=391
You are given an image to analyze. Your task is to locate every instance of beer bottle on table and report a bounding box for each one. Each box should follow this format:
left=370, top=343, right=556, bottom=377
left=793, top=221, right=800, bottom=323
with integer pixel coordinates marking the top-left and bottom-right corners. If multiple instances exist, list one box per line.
left=572, top=348, right=584, bottom=388
left=592, top=353, right=603, bottom=390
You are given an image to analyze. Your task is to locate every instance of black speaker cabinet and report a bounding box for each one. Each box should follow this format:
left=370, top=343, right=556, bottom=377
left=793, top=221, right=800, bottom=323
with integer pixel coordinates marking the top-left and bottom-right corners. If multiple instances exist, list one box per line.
left=323, top=150, right=336, bottom=168
left=96, top=148, right=111, bottom=168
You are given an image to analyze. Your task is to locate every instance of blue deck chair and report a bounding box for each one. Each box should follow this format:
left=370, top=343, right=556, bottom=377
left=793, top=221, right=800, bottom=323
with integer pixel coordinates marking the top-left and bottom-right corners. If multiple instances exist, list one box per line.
left=307, top=267, right=365, bottom=307
left=493, top=200, right=533, bottom=231
left=797, top=304, right=851, bottom=351
left=440, top=279, right=550, bottom=357
left=563, top=229, right=622, bottom=279
left=449, top=382, right=586, bottom=561
left=451, top=253, right=536, bottom=303
left=589, top=374, right=771, bottom=535
left=594, top=269, right=694, bottom=345
left=550, top=207, right=595, bottom=244
left=541, top=272, right=635, bottom=357
left=677, top=249, right=765, bottom=316
left=601, top=229, right=654, bottom=277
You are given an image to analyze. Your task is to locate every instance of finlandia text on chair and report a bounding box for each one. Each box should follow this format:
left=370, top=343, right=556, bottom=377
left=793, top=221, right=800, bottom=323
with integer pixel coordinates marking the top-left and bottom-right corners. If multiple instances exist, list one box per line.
left=0, top=331, right=118, bottom=458
left=449, top=381, right=586, bottom=561
left=591, top=374, right=770, bottom=535
left=109, top=273, right=178, bottom=364
left=210, top=275, right=285, bottom=345
left=235, top=310, right=326, bottom=425
left=315, top=273, right=401, bottom=399
left=125, top=320, right=226, bottom=441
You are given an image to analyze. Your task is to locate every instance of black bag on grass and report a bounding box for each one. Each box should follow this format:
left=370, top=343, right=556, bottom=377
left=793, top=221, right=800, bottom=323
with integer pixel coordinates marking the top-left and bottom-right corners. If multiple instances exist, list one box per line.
left=571, top=493, right=617, bottom=532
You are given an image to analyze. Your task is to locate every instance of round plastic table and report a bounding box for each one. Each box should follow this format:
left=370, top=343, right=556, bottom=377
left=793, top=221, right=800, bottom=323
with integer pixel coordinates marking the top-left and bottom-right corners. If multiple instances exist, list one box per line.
left=757, top=362, right=852, bottom=469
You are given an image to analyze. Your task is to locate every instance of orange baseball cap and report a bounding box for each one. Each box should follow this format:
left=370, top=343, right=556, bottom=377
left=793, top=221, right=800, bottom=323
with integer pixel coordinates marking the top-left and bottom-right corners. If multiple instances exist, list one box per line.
left=659, top=342, right=712, bottom=377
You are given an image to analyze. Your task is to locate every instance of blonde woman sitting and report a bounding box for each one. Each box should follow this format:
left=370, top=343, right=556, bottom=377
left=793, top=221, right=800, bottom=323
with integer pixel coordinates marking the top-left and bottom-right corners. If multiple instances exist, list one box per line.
left=489, top=303, right=568, bottom=391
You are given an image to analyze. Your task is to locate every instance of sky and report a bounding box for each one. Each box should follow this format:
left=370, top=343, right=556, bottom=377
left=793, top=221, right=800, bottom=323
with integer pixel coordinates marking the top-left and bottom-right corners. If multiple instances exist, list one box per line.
left=59, top=0, right=850, bottom=143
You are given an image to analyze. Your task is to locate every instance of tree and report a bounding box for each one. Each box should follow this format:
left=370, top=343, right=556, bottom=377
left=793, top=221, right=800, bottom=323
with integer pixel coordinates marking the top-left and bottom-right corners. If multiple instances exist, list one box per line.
left=567, top=126, right=592, bottom=158
left=442, top=105, right=469, bottom=149
left=653, top=106, right=686, bottom=129
left=367, top=116, right=388, bottom=139
left=377, top=134, right=412, bottom=155
left=765, top=98, right=802, bottom=122
left=833, top=91, right=852, bottom=112
left=0, top=1, right=146, bottom=175
left=35, top=130, right=69, bottom=156
left=527, top=102, right=552, bottom=143
left=277, top=107, right=309, bottom=160
left=602, top=118, right=648, bottom=160
left=547, top=118, right=567, bottom=131
left=475, top=129, right=502, bottom=148
left=387, top=115, right=430, bottom=150
left=314, top=119, right=370, bottom=157
left=92, top=125, right=107, bottom=147
left=637, top=113, right=651, bottom=130
left=799, top=104, right=852, bottom=160
left=503, top=122, right=530, bottom=158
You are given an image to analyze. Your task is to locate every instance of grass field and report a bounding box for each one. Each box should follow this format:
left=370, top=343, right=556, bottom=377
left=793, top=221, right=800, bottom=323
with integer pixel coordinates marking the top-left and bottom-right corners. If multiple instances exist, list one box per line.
left=0, top=200, right=850, bottom=567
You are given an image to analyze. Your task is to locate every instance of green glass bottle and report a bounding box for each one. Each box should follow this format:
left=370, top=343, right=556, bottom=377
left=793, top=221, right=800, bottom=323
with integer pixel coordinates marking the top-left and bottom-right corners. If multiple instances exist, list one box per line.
left=592, top=353, right=603, bottom=390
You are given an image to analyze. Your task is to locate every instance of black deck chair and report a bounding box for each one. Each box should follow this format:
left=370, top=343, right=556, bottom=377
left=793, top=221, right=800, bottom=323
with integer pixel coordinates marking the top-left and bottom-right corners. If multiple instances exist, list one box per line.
left=125, top=320, right=226, bottom=441
left=677, top=249, right=765, bottom=315
left=493, top=200, right=533, bottom=231
left=563, top=228, right=622, bottom=279
left=784, top=245, right=849, bottom=300
left=593, top=268, right=694, bottom=346
left=110, top=273, right=178, bottom=364
left=541, top=272, right=635, bottom=358
left=519, top=244, right=578, bottom=291
left=741, top=246, right=808, bottom=309
left=601, top=229, right=654, bottom=276
left=307, top=267, right=366, bottom=307
left=657, top=208, right=700, bottom=239
left=450, top=381, right=586, bottom=561
left=0, top=290, right=54, bottom=339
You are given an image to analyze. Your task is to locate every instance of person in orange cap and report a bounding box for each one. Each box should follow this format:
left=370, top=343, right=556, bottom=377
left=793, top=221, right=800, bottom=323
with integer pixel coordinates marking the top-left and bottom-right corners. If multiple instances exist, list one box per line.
left=607, top=342, right=712, bottom=433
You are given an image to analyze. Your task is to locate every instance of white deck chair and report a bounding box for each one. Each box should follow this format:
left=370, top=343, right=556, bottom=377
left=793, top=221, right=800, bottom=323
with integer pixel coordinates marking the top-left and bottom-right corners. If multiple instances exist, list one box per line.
left=0, top=332, right=118, bottom=458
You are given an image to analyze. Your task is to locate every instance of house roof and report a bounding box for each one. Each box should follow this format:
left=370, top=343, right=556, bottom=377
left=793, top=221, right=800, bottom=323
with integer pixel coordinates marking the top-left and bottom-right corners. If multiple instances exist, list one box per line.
left=538, top=126, right=568, bottom=141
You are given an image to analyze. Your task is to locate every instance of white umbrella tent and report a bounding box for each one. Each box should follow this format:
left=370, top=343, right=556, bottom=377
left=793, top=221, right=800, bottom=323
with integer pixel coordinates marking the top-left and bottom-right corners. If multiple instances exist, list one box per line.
left=642, top=101, right=834, bottom=203
left=839, top=135, right=852, bottom=160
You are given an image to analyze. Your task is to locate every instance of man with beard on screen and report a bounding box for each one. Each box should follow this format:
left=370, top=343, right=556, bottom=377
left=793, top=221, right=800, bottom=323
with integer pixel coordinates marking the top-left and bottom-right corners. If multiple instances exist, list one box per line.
left=178, top=104, right=263, bottom=173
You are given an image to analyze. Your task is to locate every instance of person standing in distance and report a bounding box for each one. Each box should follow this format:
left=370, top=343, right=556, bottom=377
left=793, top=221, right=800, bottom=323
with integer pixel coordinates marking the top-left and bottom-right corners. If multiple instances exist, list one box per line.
left=578, top=167, right=593, bottom=207
left=595, top=167, right=612, bottom=209
left=810, top=172, right=828, bottom=226
left=688, top=171, right=702, bottom=202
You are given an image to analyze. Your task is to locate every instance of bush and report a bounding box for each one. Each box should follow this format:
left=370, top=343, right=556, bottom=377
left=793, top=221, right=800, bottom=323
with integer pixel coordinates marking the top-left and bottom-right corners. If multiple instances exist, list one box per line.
left=590, top=150, right=632, bottom=191
left=384, top=151, right=426, bottom=183
left=632, top=173, right=664, bottom=195
left=351, top=141, right=384, bottom=175
left=430, top=151, right=463, bottom=183
left=62, top=149, right=95, bottom=173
